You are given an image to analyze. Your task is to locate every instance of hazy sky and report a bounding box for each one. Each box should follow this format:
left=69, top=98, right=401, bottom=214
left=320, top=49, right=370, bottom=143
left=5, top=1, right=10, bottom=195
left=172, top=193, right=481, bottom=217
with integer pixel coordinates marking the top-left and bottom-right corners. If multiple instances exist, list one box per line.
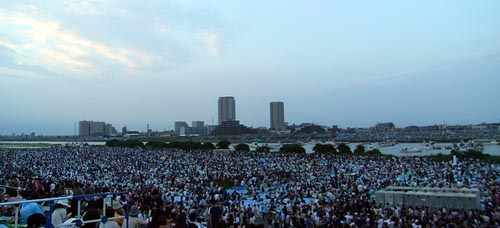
left=1, top=0, right=500, bottom=135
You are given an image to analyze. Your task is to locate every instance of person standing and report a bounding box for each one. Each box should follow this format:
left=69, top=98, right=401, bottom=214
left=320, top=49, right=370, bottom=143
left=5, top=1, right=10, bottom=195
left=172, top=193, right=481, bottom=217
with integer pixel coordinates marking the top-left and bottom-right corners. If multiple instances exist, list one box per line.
left=208, top=200, right=221, bottom=228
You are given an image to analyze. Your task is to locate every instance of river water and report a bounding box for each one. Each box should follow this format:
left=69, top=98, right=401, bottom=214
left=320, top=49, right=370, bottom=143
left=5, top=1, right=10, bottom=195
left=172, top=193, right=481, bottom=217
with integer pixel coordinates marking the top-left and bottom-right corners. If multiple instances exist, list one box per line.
left=302, top=142, right=500, bottom=156
left=2, top=141, right=500, bottom=157
left=254, top=142, right=500, bottom=156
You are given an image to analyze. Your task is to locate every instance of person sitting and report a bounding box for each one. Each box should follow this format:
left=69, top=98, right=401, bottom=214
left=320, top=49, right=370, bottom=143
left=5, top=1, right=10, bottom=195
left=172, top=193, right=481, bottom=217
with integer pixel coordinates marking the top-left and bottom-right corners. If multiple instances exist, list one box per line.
left=82, top=208, right=101, bottom=228
left=113, top=201, right=125, bottom=226
left=122, top=205, right=148, bottom=228
left=20, top=191, right=44, bottom=224
left=52, top=199, right=72, bottom=226
left=99, top=207, right=119, bottom=228
left=26, top=213, right=46, bottom=228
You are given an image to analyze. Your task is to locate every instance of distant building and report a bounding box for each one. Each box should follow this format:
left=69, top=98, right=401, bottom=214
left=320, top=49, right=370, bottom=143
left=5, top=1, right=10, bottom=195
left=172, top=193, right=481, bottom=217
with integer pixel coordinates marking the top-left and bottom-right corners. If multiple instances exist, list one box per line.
left=175, top=121, right=190, bottom=136
left=192, top=121, right=204, bottom=128
left=218, top=96, right=236, bottom=124
left=270, top=101, right=286, bottom=131
left=206, top=125, right=217, bottom=135
left=331, top=125, right=339, bottom=133
left=210, top=120, right=256, bottom=136
left=79, top=120, right=114, bottom=137
left=296, top=124, right=327, bottom=134
left=122, top=126, right=127, bottom=136
left=191, top=121, right=206, bottom=136
left=79, top=121, right=91, bottom=136
left=373, top=122, right=396, bottom=132
left=104, top=124, right=117, bottom=136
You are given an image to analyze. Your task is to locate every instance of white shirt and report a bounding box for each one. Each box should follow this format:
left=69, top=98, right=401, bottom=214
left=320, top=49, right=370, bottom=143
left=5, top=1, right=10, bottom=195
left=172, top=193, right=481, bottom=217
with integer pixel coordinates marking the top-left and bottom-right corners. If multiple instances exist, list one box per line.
left=99, top=221, right=119, bottom=228
left=52, top=208, right=67, bottom=226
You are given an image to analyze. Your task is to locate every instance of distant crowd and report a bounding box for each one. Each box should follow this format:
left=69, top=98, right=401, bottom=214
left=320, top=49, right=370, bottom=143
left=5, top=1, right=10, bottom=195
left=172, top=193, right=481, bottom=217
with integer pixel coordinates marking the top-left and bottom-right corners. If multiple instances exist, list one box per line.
left=1, top=146, right=500, bottom=227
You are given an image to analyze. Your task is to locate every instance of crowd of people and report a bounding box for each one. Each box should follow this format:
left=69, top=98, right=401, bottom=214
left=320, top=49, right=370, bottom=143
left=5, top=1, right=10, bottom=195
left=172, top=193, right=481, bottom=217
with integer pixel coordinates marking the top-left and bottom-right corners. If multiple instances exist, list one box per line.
left=1, top=146, right=500, bottom=227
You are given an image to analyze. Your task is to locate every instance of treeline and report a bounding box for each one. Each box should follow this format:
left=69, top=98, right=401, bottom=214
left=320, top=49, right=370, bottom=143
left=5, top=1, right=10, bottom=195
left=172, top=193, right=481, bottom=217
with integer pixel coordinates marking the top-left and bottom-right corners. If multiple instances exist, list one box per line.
left=104, top=140, right=386, bottom=156
left=105, top=139, right=252, bottom=152
left=105, top=139, right=145, bottom=148
left=431, top=149, right=500, bottom=163
left=313, top=143, right=383, bottom=156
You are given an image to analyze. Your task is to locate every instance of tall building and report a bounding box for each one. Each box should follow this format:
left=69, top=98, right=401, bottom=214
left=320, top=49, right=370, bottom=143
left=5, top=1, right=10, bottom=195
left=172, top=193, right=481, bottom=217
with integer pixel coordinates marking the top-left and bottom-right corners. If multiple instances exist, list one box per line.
left=192, top=121, right=204, bottom=128
left=89, top=121, right=105, bottom=136
left=191, top=121, right=206, bottom=136
left=174, top=121, right=189, bottom=135
left=79, top=121, right=91, bottom=136
left=270, top=101, right=285, bottom=131
left=104, top=124, right=117, bottom=136
left=218, top=96, right=236, bottom=124
left=79, top=120, right=113, bottom=137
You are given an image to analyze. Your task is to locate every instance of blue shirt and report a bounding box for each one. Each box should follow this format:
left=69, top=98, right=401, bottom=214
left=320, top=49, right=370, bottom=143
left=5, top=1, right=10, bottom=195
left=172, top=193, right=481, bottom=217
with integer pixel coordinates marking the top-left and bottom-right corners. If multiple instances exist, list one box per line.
left=20, top=202, right=44, bottom=224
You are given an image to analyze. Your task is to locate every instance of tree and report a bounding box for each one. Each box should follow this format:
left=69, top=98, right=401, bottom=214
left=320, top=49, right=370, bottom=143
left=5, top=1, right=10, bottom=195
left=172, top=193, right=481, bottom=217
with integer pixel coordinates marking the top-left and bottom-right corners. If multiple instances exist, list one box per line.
left=123, top=140, right=145, bottom=149
left=337, top=143, right=352, bottom=155
left=105, top=139, right=145, bottom=148
left=234, top=143, right=250, bottom=152
left=313, top=144, right=336, bottom=154
left=202, top=142, right=216, bottom=151
left=367, top=149, right=382, bottom=156
left=279, top=144, right=306, bottom=154
left=179, top=141, right=202, bottom=151
left=167, top=141, right=182, bottom=150
left=217, top=140, right=231, bottom=149
left=354, top=144, right=365, bottom=155
left=256, top=145, right=271, bottom=153
left=146, top=141, right=167, bottom=150
left=105, top=139, right=122, bottom=147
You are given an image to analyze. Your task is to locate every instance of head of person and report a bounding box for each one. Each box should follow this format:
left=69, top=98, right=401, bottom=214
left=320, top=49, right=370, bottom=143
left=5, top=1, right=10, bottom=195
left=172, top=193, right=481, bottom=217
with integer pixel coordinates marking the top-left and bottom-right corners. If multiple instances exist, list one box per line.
left=188, top=213, right=197, bottom=223
left=105, top=207, right=115, bottom=218
left=82, top=208, right=100, bottom=228
left=141, top=205, right=150, bottom=215
left=26, top=213, right=45, bottom=228
left=29, top=191, right=40, bottom=200
left=129, top=205, right=140, bottom=218
left=112, top=201, right=124, bottom=214
left=176, top=212, right=187, bottom=225
left=154, top=216, right=168, bottom=228
left=55, top=199, right=71, bottom=210
left=151, top=189, right=159, bottom=199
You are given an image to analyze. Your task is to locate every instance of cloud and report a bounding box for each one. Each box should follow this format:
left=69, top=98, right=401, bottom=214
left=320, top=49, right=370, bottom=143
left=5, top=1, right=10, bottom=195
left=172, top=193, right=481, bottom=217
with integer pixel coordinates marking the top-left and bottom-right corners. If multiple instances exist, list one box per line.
left=0, top=44, right=59, bottom=77
left=0, top=1, right=230, bottom=77
left=198, top=30, right=221, bottom=58
left=1, top=12, right=160, bottom=74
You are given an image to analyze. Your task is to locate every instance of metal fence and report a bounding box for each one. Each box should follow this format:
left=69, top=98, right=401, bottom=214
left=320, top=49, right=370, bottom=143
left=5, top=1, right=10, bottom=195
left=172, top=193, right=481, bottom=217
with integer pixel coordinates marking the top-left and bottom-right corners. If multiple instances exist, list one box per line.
left=0, top=192, right=131, bottom=228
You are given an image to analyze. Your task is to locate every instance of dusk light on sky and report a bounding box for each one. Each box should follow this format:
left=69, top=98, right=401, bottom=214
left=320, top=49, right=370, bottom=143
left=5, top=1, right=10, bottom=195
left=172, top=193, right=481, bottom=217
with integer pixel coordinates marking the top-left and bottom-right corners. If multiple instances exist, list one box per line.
left=1, top=0, right=500, bottom=135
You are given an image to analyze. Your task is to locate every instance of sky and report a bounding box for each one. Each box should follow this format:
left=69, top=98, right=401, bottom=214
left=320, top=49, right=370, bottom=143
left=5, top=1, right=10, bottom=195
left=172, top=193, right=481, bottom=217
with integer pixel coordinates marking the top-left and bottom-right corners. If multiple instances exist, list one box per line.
left=1, top=0, right=500, bottom=135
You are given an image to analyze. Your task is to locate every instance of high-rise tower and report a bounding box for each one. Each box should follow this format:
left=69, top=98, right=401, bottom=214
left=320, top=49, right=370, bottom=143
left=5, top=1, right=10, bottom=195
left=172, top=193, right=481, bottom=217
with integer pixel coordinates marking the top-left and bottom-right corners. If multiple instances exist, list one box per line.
left=270, top=101, right=285, bottom=131
left=218, top=96, right=236, bottom=124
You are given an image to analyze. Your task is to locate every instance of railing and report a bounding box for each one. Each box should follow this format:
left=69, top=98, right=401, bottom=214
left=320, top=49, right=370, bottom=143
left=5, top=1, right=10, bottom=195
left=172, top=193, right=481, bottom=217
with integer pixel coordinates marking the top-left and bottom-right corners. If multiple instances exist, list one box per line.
left=0, top=192, right=131, bottom=228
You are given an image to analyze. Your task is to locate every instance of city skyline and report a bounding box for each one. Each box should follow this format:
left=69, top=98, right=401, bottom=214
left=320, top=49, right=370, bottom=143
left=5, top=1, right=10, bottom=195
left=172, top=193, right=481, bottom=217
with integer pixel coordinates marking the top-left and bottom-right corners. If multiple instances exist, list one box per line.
left=1, top=1, right=500, bottom=135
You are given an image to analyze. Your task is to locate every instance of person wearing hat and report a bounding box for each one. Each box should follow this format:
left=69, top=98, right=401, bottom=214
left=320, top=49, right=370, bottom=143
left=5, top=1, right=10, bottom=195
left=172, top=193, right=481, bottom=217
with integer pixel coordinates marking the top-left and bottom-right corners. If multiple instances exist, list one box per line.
left=52, top=199, right=72, bottom=226
left=113, top=200, right=125, bottom=226
left=122, top=205, right=148, bottom=228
